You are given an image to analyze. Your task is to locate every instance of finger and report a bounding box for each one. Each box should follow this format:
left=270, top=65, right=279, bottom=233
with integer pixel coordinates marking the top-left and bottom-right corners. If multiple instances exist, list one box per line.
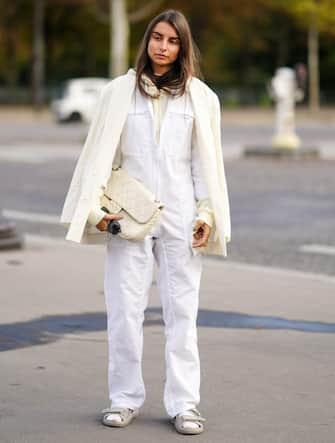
left=195, top=235, right=210, bottom=246
left=101, top=222, right=108, bottom=231
left=193, top=220, right=204, bottom=232
left=104, top=213, right=123, bottom=221
left=192, top=234, right=205, bottom=247
left=106, top=213, right=123, bottom=220
left=193, top=222, right=204, bottom=239
left=192, top=241, right=206, bottom=248
left=193, top=239, right=208, bottom=248
left=193, top=230, right=202, bottom=240
left=193, top=224, right=210, bottom=238
left=192, top=227, right=211, bottom=247
left=202, top=225, right=211, bottom=241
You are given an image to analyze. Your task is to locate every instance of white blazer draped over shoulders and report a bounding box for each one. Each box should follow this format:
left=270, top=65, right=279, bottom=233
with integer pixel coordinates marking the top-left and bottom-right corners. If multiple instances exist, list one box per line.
left=60, top=68, right=231, bottom=256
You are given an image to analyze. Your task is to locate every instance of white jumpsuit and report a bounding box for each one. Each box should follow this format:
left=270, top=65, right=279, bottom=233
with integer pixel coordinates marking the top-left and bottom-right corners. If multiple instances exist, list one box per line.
left=102, top=85, right=212, bottom=418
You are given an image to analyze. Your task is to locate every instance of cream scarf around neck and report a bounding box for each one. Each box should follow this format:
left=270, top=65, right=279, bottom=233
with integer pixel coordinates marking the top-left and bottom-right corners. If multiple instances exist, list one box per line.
left=140, top=71, right=180, bottom=98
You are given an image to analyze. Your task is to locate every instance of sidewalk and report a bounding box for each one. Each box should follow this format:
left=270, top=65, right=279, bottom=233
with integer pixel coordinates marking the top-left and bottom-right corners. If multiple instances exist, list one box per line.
left=1, top=237, right=334, bottom=443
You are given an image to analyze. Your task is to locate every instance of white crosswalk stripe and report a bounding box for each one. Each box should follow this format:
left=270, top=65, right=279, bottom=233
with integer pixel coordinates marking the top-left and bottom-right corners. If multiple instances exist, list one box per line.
left=0, top=145, right=80, bottom=163
left=2, top=209, right=60, bottom=224
left=299, top=244, right=335, bottom=256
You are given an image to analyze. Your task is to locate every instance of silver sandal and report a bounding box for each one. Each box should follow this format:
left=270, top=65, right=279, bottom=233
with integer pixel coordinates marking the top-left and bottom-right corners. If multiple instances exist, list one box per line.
left=172, top=408, right=206, bottom=435
left=101, top=407, right=139, bottom=428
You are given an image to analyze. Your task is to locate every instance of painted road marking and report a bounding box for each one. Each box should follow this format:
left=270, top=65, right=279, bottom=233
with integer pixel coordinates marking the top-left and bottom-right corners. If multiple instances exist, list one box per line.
left=23, top=233, right=103, bottom=250
left=0, top=145, right=79, bottom=163
left=2, top=209, right=60, bottom=224
left=299, top=244, right=335, bottom=256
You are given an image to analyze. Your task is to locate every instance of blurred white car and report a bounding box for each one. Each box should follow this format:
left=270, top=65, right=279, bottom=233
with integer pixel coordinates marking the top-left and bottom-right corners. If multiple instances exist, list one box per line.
left=51, top=77, right=110, bottom=123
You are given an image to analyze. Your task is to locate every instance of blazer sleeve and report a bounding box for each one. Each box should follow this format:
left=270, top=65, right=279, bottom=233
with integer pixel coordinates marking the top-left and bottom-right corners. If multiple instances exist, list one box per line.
left=87, top=140, right=123, bottom=227
left=191, top=125, right=214, bottom=228
left=209, top=90, right=231, bottom=242
left=60, top=82, right=113, bottom=226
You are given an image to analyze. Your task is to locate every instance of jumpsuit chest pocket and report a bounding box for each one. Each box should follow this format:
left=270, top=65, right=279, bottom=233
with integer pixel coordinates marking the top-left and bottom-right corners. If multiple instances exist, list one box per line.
left=164, top=111, right=194, bottom=160
left=121, top=109, right=152, bottom=157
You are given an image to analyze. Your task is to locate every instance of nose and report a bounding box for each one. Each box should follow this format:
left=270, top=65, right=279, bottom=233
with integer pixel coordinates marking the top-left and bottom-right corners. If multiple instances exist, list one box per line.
left=159, top=39, right=168, bottom=51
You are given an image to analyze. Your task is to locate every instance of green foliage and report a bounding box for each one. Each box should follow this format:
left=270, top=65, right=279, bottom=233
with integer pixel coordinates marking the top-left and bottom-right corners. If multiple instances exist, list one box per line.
left=275, top=0, right=335, bottom=32
left=258, top=91, right=273, bottom=107
left=1, top=0, right=335, bottom=103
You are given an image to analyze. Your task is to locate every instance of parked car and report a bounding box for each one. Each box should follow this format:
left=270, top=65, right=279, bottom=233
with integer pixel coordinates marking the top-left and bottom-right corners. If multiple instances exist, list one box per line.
left=51, top=77, right=110, bottom=123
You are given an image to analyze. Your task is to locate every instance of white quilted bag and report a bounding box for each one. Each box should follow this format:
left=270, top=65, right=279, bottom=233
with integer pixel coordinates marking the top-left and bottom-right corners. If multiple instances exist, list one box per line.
left=100, top=167, right=164, bottom=241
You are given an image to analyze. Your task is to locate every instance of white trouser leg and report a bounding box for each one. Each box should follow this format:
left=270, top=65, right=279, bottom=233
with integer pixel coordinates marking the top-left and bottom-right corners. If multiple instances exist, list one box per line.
left=104, top=234, right=154, bottom=409
left=153, top=235, right=203, bottom=418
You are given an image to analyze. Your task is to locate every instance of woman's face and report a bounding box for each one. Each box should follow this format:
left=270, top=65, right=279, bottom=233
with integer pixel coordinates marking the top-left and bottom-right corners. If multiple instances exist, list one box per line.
left=147, top=21, right=180, bottom=75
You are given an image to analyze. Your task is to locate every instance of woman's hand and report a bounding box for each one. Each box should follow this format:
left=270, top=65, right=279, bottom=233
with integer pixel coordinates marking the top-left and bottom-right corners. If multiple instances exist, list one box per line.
left=96, top=213, right=123, bottom=232
left=192, top=220, right=211, bottom=248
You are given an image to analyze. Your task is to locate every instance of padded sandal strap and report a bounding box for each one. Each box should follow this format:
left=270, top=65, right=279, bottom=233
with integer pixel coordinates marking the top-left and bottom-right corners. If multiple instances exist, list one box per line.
left=178, top=408, right=206, bottom=423
left=180, top=414, right=206, bottom=423
left=172, top=409, right=206, bottom=435
left=102, top=407, right=134, bottom=421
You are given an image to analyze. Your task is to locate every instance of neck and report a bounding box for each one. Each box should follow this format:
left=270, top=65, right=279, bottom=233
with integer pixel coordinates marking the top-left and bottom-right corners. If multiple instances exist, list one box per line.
left=151, top=62, right=173, bottom=76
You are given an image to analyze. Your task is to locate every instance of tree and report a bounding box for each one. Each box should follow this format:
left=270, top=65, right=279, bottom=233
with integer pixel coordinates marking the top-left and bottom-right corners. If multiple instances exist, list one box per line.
left=0, top=1, right=27, bottom=96
left=32, top=0, right=45, bottom=109
left=276, top=0, right=335, bottom=111
left=90, top=0, right=164, bottom=77
left=33, top=0, right=88, bottom=108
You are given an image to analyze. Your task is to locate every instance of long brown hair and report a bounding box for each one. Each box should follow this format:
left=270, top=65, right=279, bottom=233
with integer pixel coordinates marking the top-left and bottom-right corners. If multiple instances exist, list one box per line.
left=135, top=9, right=202, bottom=97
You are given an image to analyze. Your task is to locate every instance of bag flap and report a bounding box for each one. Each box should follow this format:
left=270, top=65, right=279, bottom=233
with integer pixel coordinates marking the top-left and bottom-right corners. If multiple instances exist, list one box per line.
left=104, top=169, right=160, bottom=223
left=100, top=196, right=122, bottom=214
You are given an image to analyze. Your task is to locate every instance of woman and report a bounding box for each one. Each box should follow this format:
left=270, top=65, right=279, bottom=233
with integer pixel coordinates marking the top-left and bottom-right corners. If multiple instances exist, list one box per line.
left=60, top=9, right=230, bottom=435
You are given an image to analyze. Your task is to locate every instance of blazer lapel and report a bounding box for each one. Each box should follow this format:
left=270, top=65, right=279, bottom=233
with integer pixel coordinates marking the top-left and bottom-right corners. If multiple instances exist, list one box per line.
left=64, top=71, right=229, bottom=255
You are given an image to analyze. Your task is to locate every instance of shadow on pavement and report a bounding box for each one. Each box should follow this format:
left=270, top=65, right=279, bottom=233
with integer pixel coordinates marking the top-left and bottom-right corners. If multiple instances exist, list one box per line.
left=1, top=308, right=335, bottom=352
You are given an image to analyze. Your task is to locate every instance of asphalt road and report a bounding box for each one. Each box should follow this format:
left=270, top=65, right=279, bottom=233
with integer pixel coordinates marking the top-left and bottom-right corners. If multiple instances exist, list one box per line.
left=1, top=114, right=335, bottom=443
left=1, top=117, right=334, bottom=276
left=2, top=239, right=335, bottom=443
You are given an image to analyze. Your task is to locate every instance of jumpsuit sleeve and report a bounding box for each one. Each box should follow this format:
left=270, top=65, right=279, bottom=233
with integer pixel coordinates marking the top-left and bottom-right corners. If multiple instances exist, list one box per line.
left=87, top=141, right=123, bottom=227
left=191, top=125, right=215, bottom=228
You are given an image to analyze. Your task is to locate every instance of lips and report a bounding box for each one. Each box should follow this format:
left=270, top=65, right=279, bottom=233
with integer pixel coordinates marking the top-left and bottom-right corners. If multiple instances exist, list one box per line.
left=156, top=54, right=167, bottom=58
